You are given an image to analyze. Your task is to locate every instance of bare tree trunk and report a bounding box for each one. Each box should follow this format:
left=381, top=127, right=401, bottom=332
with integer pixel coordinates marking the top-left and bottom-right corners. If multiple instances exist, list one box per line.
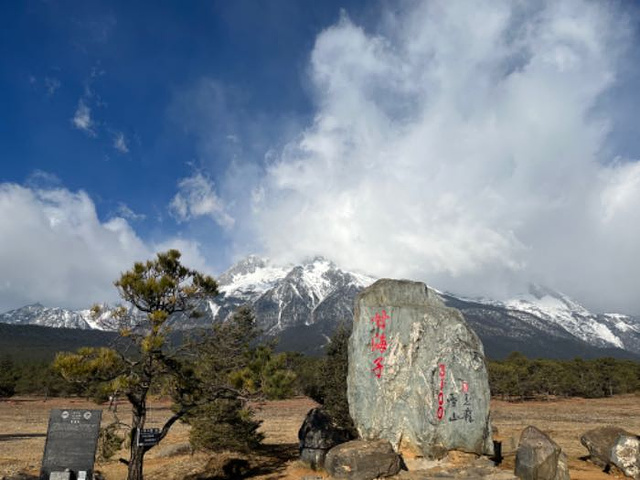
left=127, top=440, right=145, bottom=480
left=127, top=393, right=147, bottom=480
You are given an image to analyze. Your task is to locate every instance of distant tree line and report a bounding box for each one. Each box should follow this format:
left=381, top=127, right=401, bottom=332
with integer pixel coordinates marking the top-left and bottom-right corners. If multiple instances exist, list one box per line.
left=0, top=355, right=79, bottom=398
left=3, top=345, right=639, bottom=406
left=488, top=352, right=640, bottom=400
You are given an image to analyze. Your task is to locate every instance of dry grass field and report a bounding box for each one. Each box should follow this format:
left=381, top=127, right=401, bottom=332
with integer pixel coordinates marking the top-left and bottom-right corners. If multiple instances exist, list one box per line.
left=1, top=394, right=639, bottom=479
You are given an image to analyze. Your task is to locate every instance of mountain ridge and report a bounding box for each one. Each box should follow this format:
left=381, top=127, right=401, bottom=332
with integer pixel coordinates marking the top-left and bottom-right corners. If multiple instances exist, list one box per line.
left=1, top=255, right=639, bottom=359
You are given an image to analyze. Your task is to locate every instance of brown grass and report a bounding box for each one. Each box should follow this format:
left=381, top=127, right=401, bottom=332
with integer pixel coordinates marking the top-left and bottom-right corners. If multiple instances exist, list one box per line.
left=1, top=394, right=639, bottom=479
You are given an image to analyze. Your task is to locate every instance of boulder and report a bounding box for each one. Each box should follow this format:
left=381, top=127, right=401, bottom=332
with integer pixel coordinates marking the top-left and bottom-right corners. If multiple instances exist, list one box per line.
left=347, top=279, right=493, bottom=458
left=324, top=439, right=401, bottom=480
left=581, top=426, right=640, bottom=479
left=514, top=426, right=569, bottom=480
left=298, top=408, right=351, bottom=469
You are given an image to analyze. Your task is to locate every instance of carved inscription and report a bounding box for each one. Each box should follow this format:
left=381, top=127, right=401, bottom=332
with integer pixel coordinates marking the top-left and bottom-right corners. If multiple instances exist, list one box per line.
left=437, top=363, right=446, bottom=420
left=370, top=309, right=390, bottom=378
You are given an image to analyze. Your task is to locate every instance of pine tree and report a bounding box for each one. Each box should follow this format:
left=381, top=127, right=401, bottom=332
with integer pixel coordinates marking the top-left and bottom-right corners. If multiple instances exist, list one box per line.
left=188, top=305, right=296, bottom=451
left=315, top=322, right=357, bottom=436
left=54, top=249, right=218, bottom=480
left=188, top=305, right=264, bottom=451
left=0, top=355, right=17, bottom=398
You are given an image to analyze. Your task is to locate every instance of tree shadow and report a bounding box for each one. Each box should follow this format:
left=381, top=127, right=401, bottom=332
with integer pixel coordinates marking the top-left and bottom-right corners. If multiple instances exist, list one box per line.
left=3, top=473, right=39, bottom=480
left=185, top=443, right=300, bottom=480
left=0, top=433, right=47, bottom=442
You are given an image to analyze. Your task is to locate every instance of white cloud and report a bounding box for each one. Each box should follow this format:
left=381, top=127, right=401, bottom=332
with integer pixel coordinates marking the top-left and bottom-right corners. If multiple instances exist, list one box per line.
left=44, top=77, right=61, bottom=96
left=113, top=131, right=129, bottom=153
left=0, top=182, right=213, bottom=312
left=114, top=202, right=145, bottom=221
left=72, top=99, right=95, bottom=136
left=245, top=0, right=640, bottom=313
left=170, top=173, right=234, bottom=229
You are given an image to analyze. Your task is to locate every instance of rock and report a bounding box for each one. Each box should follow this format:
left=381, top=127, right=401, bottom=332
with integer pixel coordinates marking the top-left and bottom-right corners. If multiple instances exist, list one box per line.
left=580, top=426, right=626, bottom=469
left=515, top=426, right=569, bottom=480
left=298, top=408, right=351, bottom=468
left=325, top=439, right=401, bottom=480
left=581, top=426, right=640, bottom=479
left=347, top=279, right=493, bottom=458
left=612, top=435, right=640, bottom=479
left=395, top=453, right=518, bottom=479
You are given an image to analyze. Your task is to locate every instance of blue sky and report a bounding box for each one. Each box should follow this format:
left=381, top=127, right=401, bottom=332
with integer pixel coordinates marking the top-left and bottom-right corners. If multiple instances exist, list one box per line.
left=1, top=1, right=370, bottom=255
left=2, top=1, right=640, bottom=314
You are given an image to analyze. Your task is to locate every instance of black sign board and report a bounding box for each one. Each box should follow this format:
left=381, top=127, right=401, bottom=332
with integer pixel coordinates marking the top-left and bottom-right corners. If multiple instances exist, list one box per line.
left=136, top=427, right=161, bottom=447
left=40, top=409, right=102, bottom=480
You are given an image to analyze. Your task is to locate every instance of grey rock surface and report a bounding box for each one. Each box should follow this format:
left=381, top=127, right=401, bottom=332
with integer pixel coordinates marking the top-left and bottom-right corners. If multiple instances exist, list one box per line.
left=580, top=426, right=627, bottom=469
left=324, top=439, right=401, bottom=480
left=515, top=426, right=569, bottom=480
left=347, top=279, right=493, bottom=458
left=391, top=453, right=517, bottom=479
left=581, top=426, right=640, bottom=479
left=298, top=408, right=351, bottom=469
left=611, top=434, right=640, bottom=479
left=396, top=466, right=517, bottom=479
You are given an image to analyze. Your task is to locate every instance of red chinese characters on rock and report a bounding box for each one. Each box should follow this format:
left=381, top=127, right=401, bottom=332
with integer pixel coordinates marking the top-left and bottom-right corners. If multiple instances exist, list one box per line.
left=437, top=363, right=446, bottom=420
left=371, top=333, right=388, bottom=353
left=370, top=309, right=390, bottom=378
left=372, top=356, right=384, bottom=378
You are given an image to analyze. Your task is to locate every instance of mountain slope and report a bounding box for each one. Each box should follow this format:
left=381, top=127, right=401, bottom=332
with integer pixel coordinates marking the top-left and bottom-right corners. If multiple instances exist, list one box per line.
left=0, top=303, right=93, bottom=329
left=0, top=323, right=119, bottom=361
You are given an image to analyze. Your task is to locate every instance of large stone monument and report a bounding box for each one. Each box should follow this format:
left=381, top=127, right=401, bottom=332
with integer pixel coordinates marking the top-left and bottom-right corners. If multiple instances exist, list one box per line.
left=347, top=279, right=493, bottom=458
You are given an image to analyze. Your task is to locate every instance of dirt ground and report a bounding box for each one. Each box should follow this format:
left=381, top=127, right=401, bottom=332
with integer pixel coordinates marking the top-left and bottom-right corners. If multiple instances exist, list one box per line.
left=1, top=394, right=639, bottom=479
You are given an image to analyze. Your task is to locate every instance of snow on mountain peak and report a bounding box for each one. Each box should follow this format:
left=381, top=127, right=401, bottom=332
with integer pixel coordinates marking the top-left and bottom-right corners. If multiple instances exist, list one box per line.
left=503, top=285, right=624, bottom=349
left=217, top=256, right=290, bottom=299
left=604, top=313, right=640, bottom=334
left=300, top=258, right=333, bottom=303
left=527, top=284, right=591, bottom=316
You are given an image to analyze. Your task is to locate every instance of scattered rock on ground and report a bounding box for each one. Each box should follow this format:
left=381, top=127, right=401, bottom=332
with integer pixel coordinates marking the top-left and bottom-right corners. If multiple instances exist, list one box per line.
left=395, top=452, right=516, bottom=479
left=515, top=426, right=569, bottom=480
left=348, top=279, right=493, bottom=458
left=298, top=407, right=351, bottom=469
left=611, top=434, right=640, bottom=479
left=581, top=426, right=640, bottom=479
left=324, top=439, right=401, bottom=480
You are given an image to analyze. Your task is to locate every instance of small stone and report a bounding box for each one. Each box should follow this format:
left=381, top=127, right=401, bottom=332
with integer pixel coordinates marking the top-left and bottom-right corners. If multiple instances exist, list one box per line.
left=324, top=439, right=401, bottom=480
left=581, top=426, right=626, bottom=468
left=611, top=434, right=640, bottom=479
left=581, top=426, right=640, bottom=479
left=515, top=426, right=569, bottom=480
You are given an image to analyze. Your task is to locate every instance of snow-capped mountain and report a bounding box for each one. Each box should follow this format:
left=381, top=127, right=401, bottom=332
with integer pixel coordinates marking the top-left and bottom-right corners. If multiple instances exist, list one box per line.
left=441, top=286, right=640, bottom=359
left=457, top=284, right=640, bottom=355
left=500, top=285, right=637, bottom=351
left=1, top=256, right=639, bottom=359
left=192, top=255, right=374, bottom=334
left=0, top=303, right=113, bottom=330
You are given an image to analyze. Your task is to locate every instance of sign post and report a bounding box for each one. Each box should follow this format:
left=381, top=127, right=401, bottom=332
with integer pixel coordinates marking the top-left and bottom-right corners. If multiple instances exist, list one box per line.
left=136, top=427, right=161, bottom=448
